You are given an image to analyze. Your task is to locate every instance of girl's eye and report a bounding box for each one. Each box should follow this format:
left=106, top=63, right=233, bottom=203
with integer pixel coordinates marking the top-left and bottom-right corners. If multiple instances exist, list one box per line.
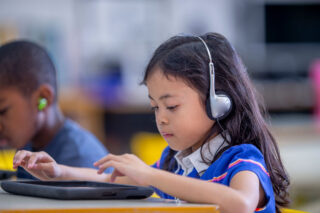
left=166, top=105, right=178, bottom=111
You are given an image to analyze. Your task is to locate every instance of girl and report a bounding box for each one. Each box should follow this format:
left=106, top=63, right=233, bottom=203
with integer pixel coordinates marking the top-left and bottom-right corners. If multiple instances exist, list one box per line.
left=13, top=32, right=290, bottom=213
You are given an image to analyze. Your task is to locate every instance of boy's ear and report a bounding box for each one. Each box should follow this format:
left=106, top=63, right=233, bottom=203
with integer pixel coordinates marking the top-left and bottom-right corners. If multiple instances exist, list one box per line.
left=33, top=84, right=55, bottom=110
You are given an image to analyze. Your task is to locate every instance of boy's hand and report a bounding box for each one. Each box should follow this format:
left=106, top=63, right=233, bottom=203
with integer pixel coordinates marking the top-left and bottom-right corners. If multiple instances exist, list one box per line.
left=13, top=150, right=63, bottom=180
left=94, top=154, right=154, bottom=186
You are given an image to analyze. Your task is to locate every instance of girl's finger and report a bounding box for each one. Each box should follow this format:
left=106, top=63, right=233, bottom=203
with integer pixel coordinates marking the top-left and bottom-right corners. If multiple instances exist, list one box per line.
left=93, top=154, right=114, bottom=167
left=97, top=160, right=124, bottom=174
left=110, top=169, right=125, bottom=182
left=27, top=153, right=41, bottom=169
left=97, top=161, right=113, bottom=174
left=94, top=154, right=127, bottom=167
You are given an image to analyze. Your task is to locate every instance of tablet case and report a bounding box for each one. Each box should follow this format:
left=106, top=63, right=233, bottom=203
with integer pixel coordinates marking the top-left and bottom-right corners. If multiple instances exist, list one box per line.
left=1, top=180, right=154, bottom=200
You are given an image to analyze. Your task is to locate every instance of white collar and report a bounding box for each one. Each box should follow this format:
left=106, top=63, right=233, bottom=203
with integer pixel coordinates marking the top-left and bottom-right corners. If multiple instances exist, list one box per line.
left=174, top=134, right=228, bottom=176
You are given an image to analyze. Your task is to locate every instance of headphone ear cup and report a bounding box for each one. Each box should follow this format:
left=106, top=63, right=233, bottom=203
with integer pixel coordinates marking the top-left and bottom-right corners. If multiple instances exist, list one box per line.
left=206, top=91, right=232, bottom=121
left=216, top=91, right=233, bottom=120
left=205, top=97, right=215, bottom=120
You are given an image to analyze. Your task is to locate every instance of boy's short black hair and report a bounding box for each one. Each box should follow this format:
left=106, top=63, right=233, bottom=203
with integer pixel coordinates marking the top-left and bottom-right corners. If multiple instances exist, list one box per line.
left=0, top=40, right=57, bottom=99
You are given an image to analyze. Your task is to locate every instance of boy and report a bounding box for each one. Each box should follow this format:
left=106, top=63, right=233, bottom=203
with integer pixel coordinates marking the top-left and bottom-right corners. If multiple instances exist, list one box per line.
left=0, top=40, right=112, bottom=179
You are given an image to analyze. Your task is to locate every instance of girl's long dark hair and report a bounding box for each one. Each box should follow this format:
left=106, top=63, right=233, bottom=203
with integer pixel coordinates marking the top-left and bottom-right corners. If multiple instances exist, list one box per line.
left=141, top=32, right=290, bottom=212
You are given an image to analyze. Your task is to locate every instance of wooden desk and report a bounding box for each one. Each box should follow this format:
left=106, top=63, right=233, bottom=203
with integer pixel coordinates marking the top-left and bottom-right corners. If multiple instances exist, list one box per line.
left=0, top=184, right=219, bottom=213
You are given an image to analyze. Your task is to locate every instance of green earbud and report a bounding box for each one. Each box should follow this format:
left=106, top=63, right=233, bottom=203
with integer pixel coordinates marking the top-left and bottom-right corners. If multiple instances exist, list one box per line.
left=38, top=98, right=47, bottom=111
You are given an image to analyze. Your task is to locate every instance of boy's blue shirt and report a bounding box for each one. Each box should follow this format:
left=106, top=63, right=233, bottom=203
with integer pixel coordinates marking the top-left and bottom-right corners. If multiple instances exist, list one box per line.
left=152, top=144, right=276, bottom=213
left=17, top=119, right=112, bottom=179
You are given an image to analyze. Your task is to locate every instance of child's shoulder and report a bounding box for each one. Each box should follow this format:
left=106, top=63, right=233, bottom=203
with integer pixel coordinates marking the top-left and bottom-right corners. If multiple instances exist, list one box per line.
left=217, top=144, right=266, bottom=168
left=202, top=143, right=270, bottom=185
left=59, top=119, right=96, bottom=141
left=224, top=143, right=263, bottom=159
left=48, top=119, right=107, bottom=154
left=206, top=143, right=268, bottom=178
left=158, top=144, right=264, bottom=163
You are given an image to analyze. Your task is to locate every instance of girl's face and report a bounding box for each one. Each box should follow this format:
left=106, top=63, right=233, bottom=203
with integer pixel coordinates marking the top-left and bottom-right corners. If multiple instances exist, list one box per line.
left=146, top=68, right=214, bottom=152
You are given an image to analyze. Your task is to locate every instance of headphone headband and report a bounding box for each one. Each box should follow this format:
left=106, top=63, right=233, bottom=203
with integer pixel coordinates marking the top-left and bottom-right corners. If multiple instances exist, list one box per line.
left=197, top=36, right=216, bottom=99
left=196, top=36, right=212, bottom=64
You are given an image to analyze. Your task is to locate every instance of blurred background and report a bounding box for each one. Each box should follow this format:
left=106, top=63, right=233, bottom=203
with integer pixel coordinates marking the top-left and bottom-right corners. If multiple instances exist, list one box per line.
left=0, top=0, right=319, bottom=211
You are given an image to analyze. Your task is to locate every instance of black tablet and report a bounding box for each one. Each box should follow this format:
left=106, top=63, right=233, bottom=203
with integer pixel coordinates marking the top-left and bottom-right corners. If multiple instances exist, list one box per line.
left=0, top=170, right=16, bottom=180
left=1, top=180, right=154, bottom=200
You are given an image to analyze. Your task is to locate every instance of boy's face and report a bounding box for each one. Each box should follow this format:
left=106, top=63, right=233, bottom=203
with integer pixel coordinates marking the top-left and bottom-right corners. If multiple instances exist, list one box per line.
left=146, top=69, right=215, bottom=152
left=0, top=87, right=39, bottom=149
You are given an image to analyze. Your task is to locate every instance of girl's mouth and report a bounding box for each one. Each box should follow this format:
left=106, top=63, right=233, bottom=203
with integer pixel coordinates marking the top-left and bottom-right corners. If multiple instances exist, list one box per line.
left=162, top=133, right=174, bottom=138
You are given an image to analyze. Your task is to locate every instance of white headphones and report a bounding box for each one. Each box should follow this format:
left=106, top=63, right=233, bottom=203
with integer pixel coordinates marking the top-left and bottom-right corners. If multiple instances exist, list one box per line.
left=197, top=36, right=232, bottom=120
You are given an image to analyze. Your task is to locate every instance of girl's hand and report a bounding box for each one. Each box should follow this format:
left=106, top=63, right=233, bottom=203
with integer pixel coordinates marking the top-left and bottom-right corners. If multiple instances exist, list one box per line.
left=94, top=154, right=153, bottom=186
left=13, top=150, right=63, bottom=180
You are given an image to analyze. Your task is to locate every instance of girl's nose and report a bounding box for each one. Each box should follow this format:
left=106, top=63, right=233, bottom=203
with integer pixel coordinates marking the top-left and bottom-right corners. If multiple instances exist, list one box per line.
left=156, top=110, right=169, bottom=125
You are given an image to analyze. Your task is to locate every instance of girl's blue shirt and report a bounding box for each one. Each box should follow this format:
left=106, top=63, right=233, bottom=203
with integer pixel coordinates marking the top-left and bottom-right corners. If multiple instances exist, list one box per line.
left=151, top=144, right=276, bottom=213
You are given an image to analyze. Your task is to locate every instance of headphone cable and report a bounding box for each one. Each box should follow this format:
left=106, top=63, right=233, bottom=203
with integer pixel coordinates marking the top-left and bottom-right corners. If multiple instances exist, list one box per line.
left=216, top=119, right=225, bottom=133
